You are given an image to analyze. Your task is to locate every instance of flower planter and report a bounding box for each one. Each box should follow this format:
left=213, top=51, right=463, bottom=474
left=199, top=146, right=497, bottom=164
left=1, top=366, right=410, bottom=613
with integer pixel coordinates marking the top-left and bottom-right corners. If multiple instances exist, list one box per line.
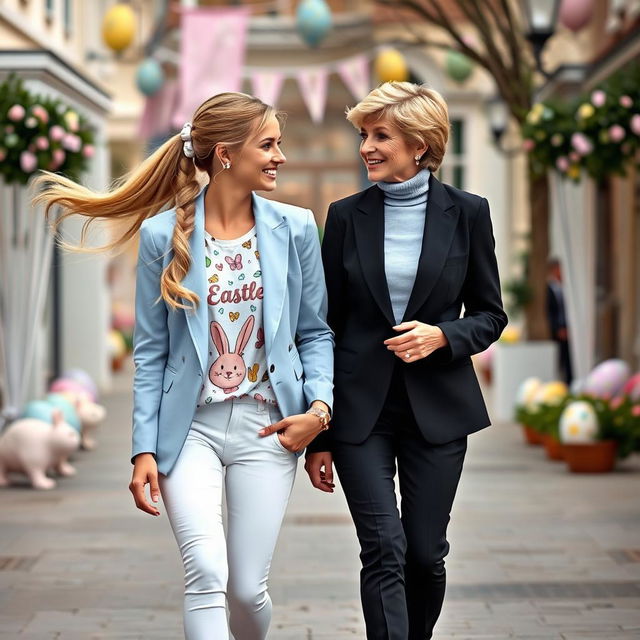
left=563, top=441, right=618, bottom=473
left=541, top=433, right=564, bottom=460
left=522, top=424, right=543, bottom=445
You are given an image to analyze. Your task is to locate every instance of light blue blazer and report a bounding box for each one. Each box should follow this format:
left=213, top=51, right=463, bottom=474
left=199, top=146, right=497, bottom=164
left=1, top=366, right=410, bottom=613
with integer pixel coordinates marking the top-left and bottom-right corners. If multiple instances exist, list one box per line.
left=131, top=187, right=334, bottom=475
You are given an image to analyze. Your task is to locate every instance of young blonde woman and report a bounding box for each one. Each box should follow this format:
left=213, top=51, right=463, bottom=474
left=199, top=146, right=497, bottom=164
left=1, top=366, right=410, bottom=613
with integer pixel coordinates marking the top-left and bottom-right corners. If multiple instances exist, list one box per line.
left=35, top=93, right=334, bottom=640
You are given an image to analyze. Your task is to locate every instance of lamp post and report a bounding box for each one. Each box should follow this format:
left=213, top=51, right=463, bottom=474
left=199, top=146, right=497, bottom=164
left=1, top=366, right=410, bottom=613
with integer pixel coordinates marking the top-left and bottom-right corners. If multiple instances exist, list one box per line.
left=520, top=0, right=561, bottom=78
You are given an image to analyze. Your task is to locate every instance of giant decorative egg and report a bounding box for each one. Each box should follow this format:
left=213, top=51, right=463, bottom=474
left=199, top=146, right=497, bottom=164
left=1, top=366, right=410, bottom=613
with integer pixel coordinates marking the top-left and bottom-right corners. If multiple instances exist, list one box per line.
left=622, top=372, right=640, bottom=401
left=583, top=359, right=630, bottom=397
left=102, top=3, right=136, bottom=53
left=45, top=393, right=81, bottom=432
left=516, top=377, right=542, bottom=408
left=533, top=381, right=568, bottom=406
left=559, top=400, right=599, bottom=443
left=296, top=0, right=332, bottom=48
left=374, top=48, right=409, bottom=83
left=136, top=58, right=164, bottom=96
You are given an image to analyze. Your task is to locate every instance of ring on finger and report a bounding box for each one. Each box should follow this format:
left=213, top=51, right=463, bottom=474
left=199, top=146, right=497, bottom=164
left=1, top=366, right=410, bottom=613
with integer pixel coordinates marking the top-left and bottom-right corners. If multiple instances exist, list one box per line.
left=405, top=352, right=411, bottom=359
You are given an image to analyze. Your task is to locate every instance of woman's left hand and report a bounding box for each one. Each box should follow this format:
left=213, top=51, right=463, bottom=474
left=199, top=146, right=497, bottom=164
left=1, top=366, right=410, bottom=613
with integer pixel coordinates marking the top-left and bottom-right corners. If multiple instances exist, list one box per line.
left=384, top=320, right=449, bottom=363
left=258, top=413, right=325, bottom=453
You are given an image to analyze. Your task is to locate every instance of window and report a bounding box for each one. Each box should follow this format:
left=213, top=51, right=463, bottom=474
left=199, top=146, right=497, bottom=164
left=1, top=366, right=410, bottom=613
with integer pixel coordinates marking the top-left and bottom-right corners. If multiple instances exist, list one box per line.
left=45, top=0, right=54, bottom=23
left=64, top=0, right=72, bottom=36
left=440, top=118, right=466, bottom=190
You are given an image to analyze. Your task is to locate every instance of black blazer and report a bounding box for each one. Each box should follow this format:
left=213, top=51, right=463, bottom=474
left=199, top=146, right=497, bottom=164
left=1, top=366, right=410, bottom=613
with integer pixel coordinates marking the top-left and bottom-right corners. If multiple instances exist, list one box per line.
left=308, top=175, right=508, bottom=453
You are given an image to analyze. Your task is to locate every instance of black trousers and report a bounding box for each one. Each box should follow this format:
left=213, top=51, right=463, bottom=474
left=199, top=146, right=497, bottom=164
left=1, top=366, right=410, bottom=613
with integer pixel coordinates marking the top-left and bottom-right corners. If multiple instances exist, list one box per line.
left=333, top=367, right=467, bottom=640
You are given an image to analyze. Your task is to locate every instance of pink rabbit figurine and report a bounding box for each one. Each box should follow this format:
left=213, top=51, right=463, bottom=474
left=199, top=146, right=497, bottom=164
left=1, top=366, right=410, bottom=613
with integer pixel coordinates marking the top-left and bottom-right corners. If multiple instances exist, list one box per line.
left=209, top=315, right=255, bottom=394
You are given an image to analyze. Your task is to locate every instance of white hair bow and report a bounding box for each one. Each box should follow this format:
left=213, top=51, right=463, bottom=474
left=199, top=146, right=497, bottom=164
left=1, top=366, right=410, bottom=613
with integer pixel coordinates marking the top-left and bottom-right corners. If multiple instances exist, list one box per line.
left=180, top=122, right=195, bottom=158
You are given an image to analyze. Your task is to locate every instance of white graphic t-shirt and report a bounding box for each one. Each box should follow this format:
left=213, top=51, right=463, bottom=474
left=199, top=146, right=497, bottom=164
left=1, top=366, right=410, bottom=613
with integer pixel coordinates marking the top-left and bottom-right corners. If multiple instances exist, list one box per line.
left=196, top=227, right=277, bottom=408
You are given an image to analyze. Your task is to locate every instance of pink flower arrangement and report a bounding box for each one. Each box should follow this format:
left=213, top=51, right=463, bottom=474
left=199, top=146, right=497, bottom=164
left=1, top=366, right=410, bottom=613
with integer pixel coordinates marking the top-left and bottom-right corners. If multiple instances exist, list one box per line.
left=619, top=95, right=633, bottom=108
left=7, top=104, right=25, bottom=121
left=630, top=114, right=640, bottom=136
left=82, top=144, right=95, bottom=159
left=25, top=117, right=38, bottom=129
left=49, top=125, right=65, bottom=141
left=522, top=139, right=536, bottom=151
left=571, top=132, right=593, bottom=156
left=556, top=156, right=569, bottom=172
left=591, top=90, right=606, bottom=108
left=569, top=151, right=580, bottom=163
left=52, top=148, right=66, bottom=167
left=608, top=125, right=626, bottom=143
left=609, top=396, right=624, bottom=410
left=630, top=405, right=640, bottom=417
left=35, top=136, right=49, bottom=151
left=19, top=151, right=38, bottom=173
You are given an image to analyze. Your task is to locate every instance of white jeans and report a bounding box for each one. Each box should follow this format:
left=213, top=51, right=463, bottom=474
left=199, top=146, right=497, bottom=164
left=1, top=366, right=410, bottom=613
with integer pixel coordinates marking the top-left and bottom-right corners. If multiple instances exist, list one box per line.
left=159, top=397, right=297, bottom=640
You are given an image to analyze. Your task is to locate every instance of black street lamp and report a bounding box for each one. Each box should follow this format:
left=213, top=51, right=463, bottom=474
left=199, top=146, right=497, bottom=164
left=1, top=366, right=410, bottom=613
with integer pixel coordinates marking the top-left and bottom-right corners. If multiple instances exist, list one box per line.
left=520, top=0, right=561, bottom=77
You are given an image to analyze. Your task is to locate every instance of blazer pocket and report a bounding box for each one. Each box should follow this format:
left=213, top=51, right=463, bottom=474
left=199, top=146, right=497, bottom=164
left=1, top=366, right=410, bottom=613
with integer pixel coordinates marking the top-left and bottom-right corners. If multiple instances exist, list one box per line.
left=290, top=348, right=304, bottom=381
left=162, top=366, right=176, bottom=393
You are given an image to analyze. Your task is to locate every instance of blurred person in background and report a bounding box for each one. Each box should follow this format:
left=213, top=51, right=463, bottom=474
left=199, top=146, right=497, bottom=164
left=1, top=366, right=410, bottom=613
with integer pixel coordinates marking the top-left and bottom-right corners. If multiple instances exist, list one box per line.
left=34, top=92, right=333, bottom=640
left=305, top=81, right=507, bottom=640
left=546, top=257, right=573, bottom=384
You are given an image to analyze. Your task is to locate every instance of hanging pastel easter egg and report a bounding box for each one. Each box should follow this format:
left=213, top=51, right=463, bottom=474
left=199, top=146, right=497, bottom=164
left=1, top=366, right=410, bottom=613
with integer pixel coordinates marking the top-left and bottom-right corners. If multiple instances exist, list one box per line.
left=136, top=58, right=164, bottom=96
left=102, top=3, right=136, bottom=53
left=559, top=400, right=598, bottom=443
left=296, top=0, right=332, bottom=48
left=533, top=381, right=568, bottom=406
left=559, top=0, right=594, bottom=33
left=583, top=359, right=630, bottom=397
left=445, top=49, right=474, bottom=84
left=62, top=368, right=98, bottom=401
left=516, top=377, right=542, bottom=408
left=374, top=48, right=409, bottom=83
left=22, top=400, right=56, bottom=424
left=621, top=372, right=640, bottom=400
left=45, top=393, right=82, bottom=432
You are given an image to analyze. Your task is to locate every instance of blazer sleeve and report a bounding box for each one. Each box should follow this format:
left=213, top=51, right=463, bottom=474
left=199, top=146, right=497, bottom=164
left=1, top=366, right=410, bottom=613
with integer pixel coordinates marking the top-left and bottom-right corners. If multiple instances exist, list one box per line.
left=436, top=197, right=508, bottom=362
left=295, top=209, right=335, bottom=413
left=306, top=203, right=344, bottom=455
left=131, top=222, right=168, bottom=463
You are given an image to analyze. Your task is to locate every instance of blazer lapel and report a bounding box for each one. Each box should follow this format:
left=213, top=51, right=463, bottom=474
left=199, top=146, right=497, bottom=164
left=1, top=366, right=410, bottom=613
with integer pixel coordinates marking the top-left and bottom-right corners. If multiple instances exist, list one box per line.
left=354, top=186, right=396, bottom=327
left=402, top=175, right=459, bottom=322
left=253, top=193, right=289, bottom=358
left=181, top=188, right=208, bottom=374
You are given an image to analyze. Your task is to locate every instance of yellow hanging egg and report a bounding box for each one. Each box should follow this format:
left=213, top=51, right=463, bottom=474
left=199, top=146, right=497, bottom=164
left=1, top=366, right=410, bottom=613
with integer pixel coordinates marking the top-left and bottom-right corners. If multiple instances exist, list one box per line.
left=374, top=48, right=409, bottom=83
left=102, top=4, right=136, bottom=52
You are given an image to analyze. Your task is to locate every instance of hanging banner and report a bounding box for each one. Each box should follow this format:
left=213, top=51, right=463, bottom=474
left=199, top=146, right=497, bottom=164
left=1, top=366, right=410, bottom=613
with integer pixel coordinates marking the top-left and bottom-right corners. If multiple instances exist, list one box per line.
left=296, top=66, right=329, bottom=124
left=337, top=54, right=370, bottom=101
left=173, top=7, right=250, bottom=128
left=139, top=78, right=179, bottom=139
left=251, top=71, right=286, bottom=108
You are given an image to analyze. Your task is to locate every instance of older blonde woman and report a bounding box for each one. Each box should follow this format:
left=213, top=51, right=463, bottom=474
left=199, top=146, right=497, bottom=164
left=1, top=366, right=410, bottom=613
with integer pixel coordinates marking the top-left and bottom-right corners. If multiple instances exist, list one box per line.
left=305, top=82, right=507, bottom=639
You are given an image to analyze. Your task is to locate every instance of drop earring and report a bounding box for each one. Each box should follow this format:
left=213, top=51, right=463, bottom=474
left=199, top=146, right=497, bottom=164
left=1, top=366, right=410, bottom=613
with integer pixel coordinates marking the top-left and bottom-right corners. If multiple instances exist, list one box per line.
left=224, top=162, right=231, bottom=170
left=414, top=155, right=420, bottom=166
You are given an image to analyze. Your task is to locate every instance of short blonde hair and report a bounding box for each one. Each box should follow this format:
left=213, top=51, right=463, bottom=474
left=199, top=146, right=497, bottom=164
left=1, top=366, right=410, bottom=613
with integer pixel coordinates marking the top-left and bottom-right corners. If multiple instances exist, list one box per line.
left=346, top=82, right=449, bottom=171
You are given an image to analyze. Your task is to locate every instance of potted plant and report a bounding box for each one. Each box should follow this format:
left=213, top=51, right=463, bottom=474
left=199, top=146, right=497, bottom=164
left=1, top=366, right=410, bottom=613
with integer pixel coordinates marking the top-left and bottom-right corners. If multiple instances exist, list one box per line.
left=534, top=398, right=570, bottom=461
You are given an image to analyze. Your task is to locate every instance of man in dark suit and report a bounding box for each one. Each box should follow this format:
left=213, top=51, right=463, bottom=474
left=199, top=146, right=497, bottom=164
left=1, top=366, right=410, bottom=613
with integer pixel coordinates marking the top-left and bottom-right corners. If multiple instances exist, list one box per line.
left=546, top=257, right=573, bottom=384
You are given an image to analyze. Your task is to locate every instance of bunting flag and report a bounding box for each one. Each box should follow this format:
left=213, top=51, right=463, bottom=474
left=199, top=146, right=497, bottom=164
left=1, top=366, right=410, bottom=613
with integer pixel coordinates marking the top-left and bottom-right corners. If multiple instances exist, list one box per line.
left=173, top=7, right=250, bottom=128
left=337, top=54, right=370, bottom=101
left=251, top=71, right=286, bottom=108
left=296, top=67, right=329, bottom=124
left=139, top=78, right=179, bottom=139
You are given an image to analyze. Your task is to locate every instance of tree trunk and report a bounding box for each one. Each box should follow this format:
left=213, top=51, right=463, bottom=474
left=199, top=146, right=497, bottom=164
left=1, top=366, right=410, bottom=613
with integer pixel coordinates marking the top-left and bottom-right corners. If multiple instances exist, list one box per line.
left=525, top=165, right=551, bottom=340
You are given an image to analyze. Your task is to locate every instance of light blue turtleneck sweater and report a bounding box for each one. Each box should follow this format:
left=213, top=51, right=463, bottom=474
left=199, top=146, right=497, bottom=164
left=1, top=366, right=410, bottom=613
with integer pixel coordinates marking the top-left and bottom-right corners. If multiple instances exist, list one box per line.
left=378, top=168, right=430, bottom=324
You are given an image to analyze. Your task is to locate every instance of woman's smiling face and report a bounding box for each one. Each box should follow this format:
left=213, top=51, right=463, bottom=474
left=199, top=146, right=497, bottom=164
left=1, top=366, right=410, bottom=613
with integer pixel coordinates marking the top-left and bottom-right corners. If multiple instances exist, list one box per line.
left=359, top=116, right=426, bottom=183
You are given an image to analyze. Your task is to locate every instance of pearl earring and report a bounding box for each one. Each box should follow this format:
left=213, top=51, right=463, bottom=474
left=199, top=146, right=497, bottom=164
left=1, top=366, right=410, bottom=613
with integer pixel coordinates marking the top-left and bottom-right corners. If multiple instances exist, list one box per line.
left=414, top=155, right=420, bottom=166
left=224, top=162, right=231, bottom=170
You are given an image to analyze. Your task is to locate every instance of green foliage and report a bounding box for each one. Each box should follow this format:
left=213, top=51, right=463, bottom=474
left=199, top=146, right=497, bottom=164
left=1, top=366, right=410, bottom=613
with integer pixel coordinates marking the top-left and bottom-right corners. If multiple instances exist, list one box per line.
left=521, top=62, right=640, bottom=183
left=0, top=73, right=95, bottom=185
left=503, top=248, right=533, bottom=319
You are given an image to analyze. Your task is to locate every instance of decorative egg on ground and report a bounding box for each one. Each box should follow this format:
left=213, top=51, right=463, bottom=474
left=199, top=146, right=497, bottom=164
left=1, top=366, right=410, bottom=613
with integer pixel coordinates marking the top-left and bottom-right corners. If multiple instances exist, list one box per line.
left=560, top=401, right=599, bottom=443
left=583, top=359, right=630, bottom=397
left=533, top=381, right=568, bottom=406
left=516, top=377, right=542, bottom=408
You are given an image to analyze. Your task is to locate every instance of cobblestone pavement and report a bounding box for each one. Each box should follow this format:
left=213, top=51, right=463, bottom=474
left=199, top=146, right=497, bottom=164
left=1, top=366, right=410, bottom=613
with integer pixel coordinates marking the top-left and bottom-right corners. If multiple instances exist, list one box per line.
left=1, top=367, right=639, bottom=639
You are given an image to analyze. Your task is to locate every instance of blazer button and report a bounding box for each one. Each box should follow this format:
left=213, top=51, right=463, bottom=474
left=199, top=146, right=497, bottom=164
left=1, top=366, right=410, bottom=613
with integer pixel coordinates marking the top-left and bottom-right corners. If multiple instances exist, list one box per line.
left=270, top=364, right=275, bottom=373
left=182, top=355, right=186, bottom=363
left=288, top=344, right=293, bottom=351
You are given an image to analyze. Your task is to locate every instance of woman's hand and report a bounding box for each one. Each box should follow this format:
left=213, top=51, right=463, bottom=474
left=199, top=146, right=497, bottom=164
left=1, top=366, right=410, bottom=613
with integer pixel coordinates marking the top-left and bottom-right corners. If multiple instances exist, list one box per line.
left=384, top=320, right=448, bottom=363
left=259, top=412, right=326, bottom=453
left=129, top=453, right=161, bottom=516
left=304, top=452, right=335, bottom=493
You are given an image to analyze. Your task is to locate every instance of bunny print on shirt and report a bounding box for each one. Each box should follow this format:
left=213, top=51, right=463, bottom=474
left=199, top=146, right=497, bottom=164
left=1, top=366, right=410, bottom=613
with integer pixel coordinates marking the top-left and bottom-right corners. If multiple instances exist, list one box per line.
left=197, top=228, right=277, bottom=408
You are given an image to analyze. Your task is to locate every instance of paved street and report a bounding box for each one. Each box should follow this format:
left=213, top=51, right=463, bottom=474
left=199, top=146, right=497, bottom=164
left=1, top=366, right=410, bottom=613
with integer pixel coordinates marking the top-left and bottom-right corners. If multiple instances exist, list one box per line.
left=1, top=366, right=640, bottom=639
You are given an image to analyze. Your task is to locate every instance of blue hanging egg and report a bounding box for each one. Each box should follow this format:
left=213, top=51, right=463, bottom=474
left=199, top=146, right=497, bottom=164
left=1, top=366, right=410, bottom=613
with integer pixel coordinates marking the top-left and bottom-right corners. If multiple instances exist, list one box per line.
left=296, top=0, right=332, bottom=48
left=136, top=58, right=164, bottom=96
